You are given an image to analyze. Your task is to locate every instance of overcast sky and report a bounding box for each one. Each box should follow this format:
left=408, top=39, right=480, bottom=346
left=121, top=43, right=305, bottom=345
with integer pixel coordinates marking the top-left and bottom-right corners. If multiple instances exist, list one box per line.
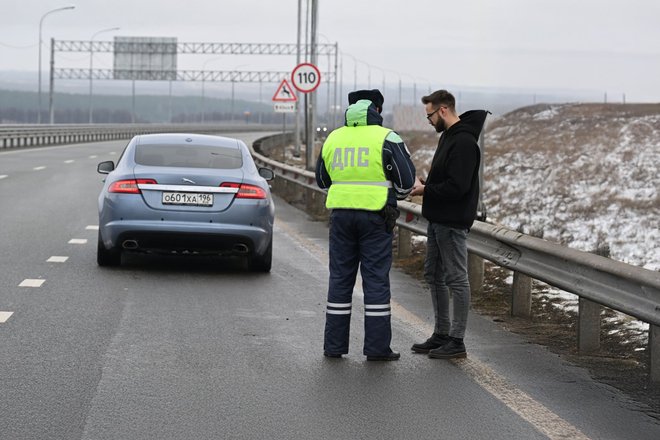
left=1, top=0, right=659, bottom=102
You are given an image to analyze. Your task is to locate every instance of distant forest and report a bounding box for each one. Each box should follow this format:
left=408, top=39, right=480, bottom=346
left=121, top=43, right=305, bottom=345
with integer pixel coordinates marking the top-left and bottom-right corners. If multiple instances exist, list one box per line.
left=0, top=89, right=281, bottom=124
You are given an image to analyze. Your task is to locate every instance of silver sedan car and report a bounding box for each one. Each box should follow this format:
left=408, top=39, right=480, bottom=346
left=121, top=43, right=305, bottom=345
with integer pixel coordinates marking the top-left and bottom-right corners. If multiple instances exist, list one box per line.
left=96, top=133, right=275, bottom=271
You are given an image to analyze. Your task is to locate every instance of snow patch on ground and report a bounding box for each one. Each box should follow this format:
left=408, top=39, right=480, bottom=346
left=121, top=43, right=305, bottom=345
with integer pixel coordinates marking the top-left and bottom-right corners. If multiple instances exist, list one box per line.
left=407, top=103, right=660, bottom=337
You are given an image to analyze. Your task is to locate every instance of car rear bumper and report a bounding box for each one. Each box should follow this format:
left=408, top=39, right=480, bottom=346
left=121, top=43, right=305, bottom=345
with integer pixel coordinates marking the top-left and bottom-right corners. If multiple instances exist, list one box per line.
left=100, top=220, right=272, bottom=256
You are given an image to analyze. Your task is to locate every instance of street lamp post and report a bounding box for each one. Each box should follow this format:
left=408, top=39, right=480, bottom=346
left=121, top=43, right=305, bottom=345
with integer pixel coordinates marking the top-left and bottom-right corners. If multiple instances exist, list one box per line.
left=89, top=27, right=119, bottom=124
left=38, top=5, right=75, bottom=124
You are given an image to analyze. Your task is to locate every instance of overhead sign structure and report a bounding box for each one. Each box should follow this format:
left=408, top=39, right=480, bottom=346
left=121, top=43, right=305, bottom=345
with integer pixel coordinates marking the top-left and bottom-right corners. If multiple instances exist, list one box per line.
left=113, top=36, right=177, bottom=81
left=272, top=79, right=297, bottom=102
left=291, top=63, right=321, bottom=93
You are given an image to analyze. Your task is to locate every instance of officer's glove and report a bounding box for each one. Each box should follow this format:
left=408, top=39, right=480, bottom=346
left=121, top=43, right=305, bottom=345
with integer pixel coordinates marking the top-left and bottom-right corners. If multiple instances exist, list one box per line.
left=379, top=205, right=400, bottom=233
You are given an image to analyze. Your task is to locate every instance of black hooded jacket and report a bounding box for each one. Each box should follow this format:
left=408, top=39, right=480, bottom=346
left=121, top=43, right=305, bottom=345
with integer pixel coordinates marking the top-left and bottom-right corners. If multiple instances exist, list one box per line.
left=422, top=110, right=488, bottom=229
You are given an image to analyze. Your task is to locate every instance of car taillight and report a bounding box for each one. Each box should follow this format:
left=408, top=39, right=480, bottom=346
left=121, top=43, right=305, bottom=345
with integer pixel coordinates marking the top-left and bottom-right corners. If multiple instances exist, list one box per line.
left=220, top=182, right=267, bottom=199
left=108, top=179, right=157, bottom=194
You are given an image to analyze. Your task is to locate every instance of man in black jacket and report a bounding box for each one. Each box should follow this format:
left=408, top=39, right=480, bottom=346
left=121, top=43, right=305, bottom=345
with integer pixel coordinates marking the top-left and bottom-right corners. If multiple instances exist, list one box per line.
left=410, top=89, right=488, bottom=359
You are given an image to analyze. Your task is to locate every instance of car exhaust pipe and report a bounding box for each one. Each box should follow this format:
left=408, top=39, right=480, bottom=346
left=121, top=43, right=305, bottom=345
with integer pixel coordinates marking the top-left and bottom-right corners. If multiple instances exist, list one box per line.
left=233, top=243, right=249, bottom=254
left=122, top=240, right=139, bottom=250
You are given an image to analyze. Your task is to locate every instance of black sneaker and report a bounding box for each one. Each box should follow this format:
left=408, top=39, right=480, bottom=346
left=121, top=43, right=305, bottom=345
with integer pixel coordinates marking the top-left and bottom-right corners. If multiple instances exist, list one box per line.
left=428, top=338, right=467, bottom=359
left=411, top=333, right=450, bottom=354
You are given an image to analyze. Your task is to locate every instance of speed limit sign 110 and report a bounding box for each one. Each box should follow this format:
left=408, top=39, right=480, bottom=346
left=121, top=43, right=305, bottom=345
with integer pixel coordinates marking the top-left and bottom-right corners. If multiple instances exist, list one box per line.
left=291, top=63, right=321, bottom=93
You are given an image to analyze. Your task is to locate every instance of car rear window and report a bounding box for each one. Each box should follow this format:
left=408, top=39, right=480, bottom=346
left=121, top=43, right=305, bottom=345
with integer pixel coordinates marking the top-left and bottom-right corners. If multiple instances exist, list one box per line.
left=134, top=144, right=243, bottom=169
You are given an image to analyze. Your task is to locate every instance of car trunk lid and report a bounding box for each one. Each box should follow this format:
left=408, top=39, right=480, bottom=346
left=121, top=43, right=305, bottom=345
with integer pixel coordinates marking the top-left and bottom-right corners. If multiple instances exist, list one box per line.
left=133, top=165, right=244, bottom=212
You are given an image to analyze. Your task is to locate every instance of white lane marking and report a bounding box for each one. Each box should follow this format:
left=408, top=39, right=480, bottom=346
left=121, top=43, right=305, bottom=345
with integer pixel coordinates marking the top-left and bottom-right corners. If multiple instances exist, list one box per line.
left=64, top=159, right=75, bottom=164
left=0, top=312, right=14, bottom=323
left=47, top=256, right=69, bottom=263
left=68, top=239, right=88, bottom=244
left=275, top=220, right=591, bottom=440
left=0, top=175, right=7, bottom=180
left=89, top=155, right=98, bottom=159
left=391, top=303, right=591, bottom=440
left=33, top=166, right=46, bottom=171
left=19, top=279, right=45, bottom=287
left=86, top=225, right=99, bottom=230
left=109, top=152, right=116, bottom=155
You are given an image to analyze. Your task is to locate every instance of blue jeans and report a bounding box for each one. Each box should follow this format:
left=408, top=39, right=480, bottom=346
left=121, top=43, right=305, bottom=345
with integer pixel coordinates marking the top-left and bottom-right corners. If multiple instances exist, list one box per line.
left=424, top=223, right=470, bottom=339
left=324, top=209, right=393, bottom=356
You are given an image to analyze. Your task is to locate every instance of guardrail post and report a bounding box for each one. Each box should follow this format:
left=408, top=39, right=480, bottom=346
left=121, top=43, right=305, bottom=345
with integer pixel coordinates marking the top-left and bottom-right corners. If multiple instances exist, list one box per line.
left=650, top=325, right=660, bottom=383
left=511, top=271, right=532, bottom=317
left=397, top=227, right=412, bottom=259
left=468, top=253, right=484, bottom=294
left=578, top=298, right=602, bottom=354
left=307, top=188, right=328, bottom=221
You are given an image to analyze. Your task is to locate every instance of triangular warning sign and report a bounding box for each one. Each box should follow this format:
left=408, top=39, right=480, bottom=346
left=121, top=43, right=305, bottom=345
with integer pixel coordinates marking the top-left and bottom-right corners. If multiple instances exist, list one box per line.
left=272, top=79, right=298, bottom=102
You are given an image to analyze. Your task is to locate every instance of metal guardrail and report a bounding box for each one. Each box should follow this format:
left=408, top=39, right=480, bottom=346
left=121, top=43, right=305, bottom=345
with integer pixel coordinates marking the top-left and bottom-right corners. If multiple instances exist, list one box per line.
left=0, top=124, right=280, bottom=149
left=251, top=134, right=660, bottom=329
left=397, top=201, right=660, bottom=327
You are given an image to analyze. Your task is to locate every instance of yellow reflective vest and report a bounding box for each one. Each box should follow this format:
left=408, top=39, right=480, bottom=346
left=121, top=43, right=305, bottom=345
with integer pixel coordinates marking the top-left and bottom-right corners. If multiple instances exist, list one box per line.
left=322, top=125, right=392, bottom=211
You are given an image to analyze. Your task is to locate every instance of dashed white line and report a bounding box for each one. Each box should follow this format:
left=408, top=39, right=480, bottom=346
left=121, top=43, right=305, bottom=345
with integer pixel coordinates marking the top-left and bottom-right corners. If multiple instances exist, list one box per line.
left=0, top=312, right=14, bottom=323
left=33, top=166, right=46, bottom=171
left=0, top=175, right=7, bottom=180
left=19, top=279, right=45, bottom=287
left=47, top=256, right=69, bottom=263
left=68, top=239, right=88, bottom=244
left=64, top=159, right=75, bottom=164
left=89, top=155, right=98, bottom=159
left=86, top=225, right=99, bottom=230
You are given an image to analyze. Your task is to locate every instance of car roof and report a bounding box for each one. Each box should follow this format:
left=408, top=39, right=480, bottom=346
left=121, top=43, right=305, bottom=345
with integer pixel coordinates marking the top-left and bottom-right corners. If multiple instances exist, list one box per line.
left=135, top=133, right=241, bottom=149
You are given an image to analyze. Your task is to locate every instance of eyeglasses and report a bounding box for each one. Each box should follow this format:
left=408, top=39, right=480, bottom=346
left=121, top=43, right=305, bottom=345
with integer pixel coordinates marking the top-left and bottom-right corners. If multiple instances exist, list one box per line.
left=426, top=106, right=446, bottom=121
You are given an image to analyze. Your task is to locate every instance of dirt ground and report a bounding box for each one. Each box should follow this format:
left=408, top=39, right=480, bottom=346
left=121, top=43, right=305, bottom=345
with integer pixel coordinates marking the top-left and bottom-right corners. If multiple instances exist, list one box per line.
left=393, top=245, right=660, bottom=420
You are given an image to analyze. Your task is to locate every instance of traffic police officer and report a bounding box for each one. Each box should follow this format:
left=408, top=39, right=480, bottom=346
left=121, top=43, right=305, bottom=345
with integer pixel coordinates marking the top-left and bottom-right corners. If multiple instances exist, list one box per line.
left=315, top=89, right=416, bottom=361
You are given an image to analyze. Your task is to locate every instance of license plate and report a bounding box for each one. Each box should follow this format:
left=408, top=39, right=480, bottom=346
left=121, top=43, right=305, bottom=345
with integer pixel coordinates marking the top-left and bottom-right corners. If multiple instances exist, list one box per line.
left=162, top=192, right=213, bottom=206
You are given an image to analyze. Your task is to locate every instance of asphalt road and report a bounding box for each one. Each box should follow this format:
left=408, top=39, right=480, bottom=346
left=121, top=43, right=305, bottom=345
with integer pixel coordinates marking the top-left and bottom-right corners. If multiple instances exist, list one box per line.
left=1, top=135, right=659, bottom=439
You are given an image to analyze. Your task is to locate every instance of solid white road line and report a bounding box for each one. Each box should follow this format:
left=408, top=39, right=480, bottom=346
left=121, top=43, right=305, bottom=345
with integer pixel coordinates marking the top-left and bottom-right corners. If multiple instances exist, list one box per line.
left=47, top=256, right=69, bottom=263
left=19, top=279, right=45, bottom=287
left=276, top=220, right=591, bottom=440
left=68, top=239, right=88, bottom=244
left=391, top=302, right=591, bottom=440
left=0, top=312, right=14, bottom=323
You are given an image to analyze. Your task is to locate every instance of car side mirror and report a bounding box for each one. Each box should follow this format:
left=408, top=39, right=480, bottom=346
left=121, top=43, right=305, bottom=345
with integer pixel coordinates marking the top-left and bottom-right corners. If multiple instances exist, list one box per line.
left=97, top=161, right=115, bottom=174
left=258, top=167, right=274, bottom=181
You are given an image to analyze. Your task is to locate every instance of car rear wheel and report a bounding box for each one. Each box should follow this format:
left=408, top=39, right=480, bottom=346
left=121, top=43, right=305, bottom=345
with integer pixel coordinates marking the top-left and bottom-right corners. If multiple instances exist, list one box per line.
left=249, top=239, right=272, bottom=273
left=97, top=232, right=121, bottom=267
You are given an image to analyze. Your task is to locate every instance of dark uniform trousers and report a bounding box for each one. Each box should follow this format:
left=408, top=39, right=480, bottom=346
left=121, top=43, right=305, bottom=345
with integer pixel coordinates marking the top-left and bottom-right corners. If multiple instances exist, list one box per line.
left=324, top=209, right=393, bottom=356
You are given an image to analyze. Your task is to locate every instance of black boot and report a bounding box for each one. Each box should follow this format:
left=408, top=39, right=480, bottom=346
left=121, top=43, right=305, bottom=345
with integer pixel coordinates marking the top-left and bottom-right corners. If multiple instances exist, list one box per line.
left=428, top=337, right=466, bottom=359
left=411, top=333, right=450, bottom=354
